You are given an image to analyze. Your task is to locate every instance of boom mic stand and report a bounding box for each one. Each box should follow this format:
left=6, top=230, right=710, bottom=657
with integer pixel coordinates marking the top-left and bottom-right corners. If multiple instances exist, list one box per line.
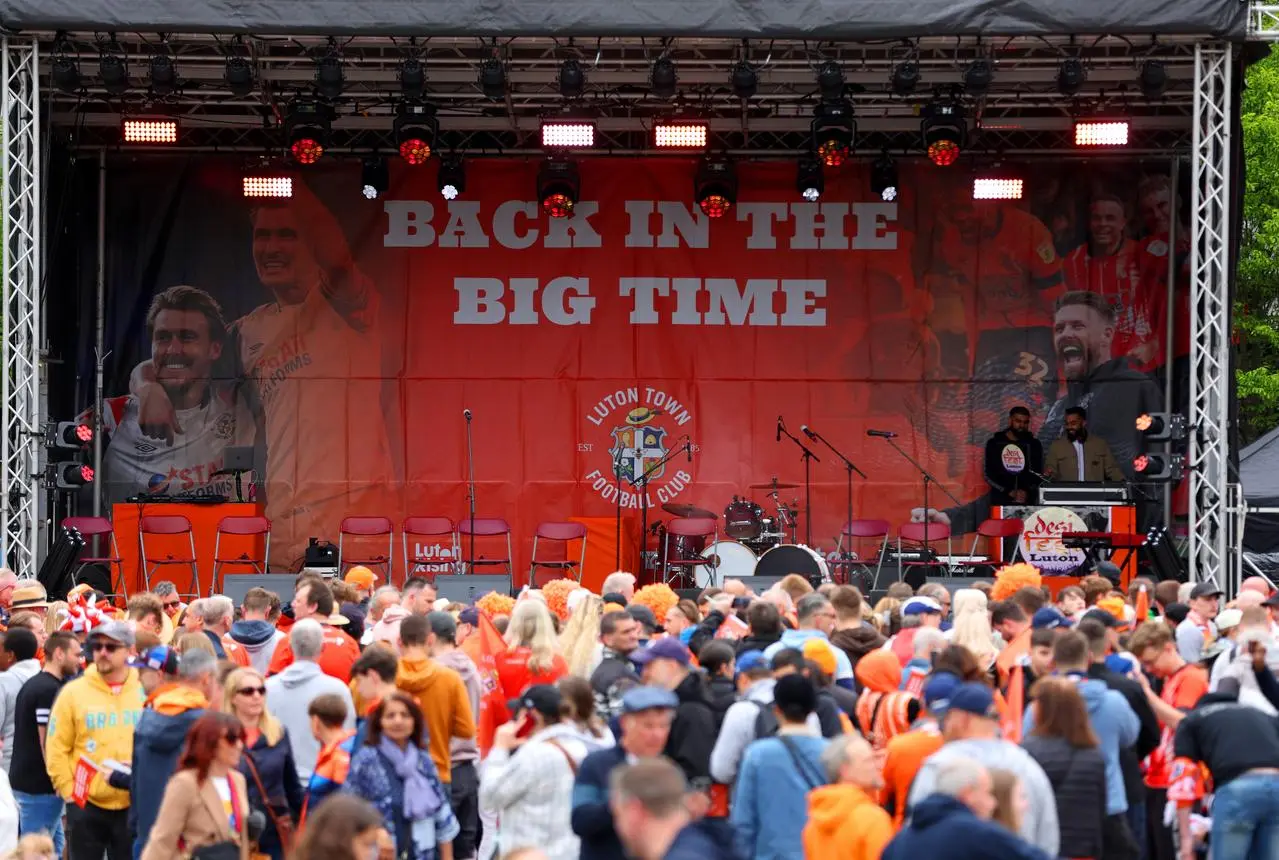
left=804, top=426, right=867, bottom=565
left=464, top=409, right=477, bottom=574
left=875, top=433, right=961, bottom=547
left=778, top=420, right=819, bottom=547
left=629, top=437, right=693, bottom=580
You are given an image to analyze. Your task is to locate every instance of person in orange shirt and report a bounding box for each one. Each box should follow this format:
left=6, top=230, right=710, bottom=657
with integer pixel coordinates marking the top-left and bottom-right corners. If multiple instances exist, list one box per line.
left=494, top=601, right=569, bottom=723
left=268, top=578, right=359, bottom=681
left=854, top=651, right=921, bottom=751
left=881, top=672, right=957, bottom=829
left=394, top=614, right=475, bottom=787
left=804, top=734, right=894, bottom=860
left=993, top=600, right=1033, bottom=689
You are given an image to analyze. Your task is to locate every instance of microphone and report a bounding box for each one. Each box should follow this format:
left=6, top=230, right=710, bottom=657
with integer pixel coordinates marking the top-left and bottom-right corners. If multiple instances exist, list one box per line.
left=686, top=440, right=693, bottom=463
left=801, top=425, right=818, bottom=441
left=247, top=810, right=267, bottom=843
left=463, top=408, right=473, bottom=421
left=866, top=429, right=897, bottom=438
left=776, top=417, right=783, bottom=443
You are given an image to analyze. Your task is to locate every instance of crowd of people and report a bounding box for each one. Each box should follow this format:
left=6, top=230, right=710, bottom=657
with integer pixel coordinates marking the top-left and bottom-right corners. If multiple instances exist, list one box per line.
left=0, top=561, right=1271, bottom=860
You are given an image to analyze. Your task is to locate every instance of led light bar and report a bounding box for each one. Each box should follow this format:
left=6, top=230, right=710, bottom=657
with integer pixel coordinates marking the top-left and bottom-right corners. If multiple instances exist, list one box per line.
left=972, top=177, right=1024, bottom=200
left=654, top=121, right=709, bottom=149
left=1074, top=120, right=1130, bottom=147
left=242, top=176, right=294, bottom=199
left=122, top=118, right=179, bottom=144
left=540, top=121, right=596, bottom=148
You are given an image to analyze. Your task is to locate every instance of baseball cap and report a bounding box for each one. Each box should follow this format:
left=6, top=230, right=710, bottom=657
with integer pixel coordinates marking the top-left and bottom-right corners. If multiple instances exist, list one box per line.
left=1095, top=560, right=1123, bottom=585
left=89, top=621, right=135, bottom=648
left=128, top=645, right=180, bottom=675
left=626, top=603, right=657, bottom=632
left=631, top=638, right=691, bottom=667
left=802, top=639, right=838, bottom=677
left=602, top=592, right=629, bottom=608
left=948, top=682, right=998, bottom=719
left=458, top=607, right=480, bottom=626
left=1080, top=608, right=1122, bottom=629
left=1216, top=608, right=1243, bottom=633
left=518, top=684, right=563, bottom=719
left=902, top=596, right=943, bottom=616
left=1032, top=607, right=1072, bottom=630
left=736, top=650, right=769, bottom=675
left=344, top=565, right=378, bottom=589
left=426, top=610, right=457, bottom=640
left=1096, top=597, right=1128, bottom=624
left=621, top=686, right=679, bottom=714
left=922, top=672, right=961, bottom=714
left=1190, top=582, right=1224, bottom=600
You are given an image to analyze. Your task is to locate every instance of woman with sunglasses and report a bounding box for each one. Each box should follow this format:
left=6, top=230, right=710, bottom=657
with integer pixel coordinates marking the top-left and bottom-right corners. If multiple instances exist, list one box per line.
left=140, top=712, right=250, bottom=860
left=222, top=668, right=303, bottom=860
left=345, top=691, right=458, bottom=860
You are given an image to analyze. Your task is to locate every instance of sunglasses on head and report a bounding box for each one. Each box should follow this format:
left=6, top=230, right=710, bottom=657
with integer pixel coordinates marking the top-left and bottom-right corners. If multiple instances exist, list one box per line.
left=236, top=685, right=266, bottom=697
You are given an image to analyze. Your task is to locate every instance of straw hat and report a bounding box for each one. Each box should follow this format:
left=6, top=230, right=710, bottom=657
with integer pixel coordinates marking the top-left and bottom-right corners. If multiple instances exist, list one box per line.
left=10, top=582, right=49, bottom=610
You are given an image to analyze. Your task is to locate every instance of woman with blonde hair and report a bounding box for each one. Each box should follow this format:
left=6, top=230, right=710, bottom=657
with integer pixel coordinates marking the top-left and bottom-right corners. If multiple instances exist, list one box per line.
left=495, top=599, right=568, bottom=722
left=222, top=667, right=303, bottom=859
left=988, top=769, right=1029, bottom=837
left=869, top=597, right=902, bottom=636
left=949, top=588, right=999, bottom=671
left=557, top=592, right=603, bottom=677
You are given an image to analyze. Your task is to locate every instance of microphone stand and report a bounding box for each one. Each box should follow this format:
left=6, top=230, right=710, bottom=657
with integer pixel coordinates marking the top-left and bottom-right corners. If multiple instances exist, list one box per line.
left=464, top=411, right=476, bottom=575
left=613, top=446, right=625, bottom=570
left=877, top=435, right=961, bottom=544
left=806, top=428, right=867, bottom=563
left=779, top=424, right=820, bottom=547
left=629, top=438, right=693, bottom=580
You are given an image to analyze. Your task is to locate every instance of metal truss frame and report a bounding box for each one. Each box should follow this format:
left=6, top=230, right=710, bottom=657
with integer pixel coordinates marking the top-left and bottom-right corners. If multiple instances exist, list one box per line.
left=1189, top=41, right=1232, bottom=586
left=1, top=36, right=42, bottom=575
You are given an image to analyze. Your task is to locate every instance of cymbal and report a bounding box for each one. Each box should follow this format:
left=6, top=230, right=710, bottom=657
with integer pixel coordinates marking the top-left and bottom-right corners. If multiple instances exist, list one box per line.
left=749, top=480, right=800, bottom=490
left=662, top=503, right=718, bottom=519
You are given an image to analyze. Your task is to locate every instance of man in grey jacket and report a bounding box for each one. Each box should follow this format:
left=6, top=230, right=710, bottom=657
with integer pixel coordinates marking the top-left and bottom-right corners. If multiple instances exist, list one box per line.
left=908, top=683, right=1059, bottom=857
left=265, top=619, right=354, bottom=781
left=428, top=611, right=482, bottom=860
left=0, top=628, right=41, bottom=772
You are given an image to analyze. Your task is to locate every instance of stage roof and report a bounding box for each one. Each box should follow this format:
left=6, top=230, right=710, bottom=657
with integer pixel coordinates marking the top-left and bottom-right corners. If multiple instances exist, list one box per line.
left=0, top=0, right=1248, bottom=39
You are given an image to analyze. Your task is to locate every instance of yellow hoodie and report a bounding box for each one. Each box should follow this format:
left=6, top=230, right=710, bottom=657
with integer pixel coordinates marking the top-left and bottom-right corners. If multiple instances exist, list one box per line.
left=803, top=784, right=894, bottom=860
left=396, top=655, right=475, bottom=783
left=46, top=665, right=146, bottom=810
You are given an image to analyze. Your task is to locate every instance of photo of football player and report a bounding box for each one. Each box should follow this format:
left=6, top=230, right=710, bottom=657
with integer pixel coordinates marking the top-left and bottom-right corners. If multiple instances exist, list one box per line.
left=96, top=286, right=253, bottom=504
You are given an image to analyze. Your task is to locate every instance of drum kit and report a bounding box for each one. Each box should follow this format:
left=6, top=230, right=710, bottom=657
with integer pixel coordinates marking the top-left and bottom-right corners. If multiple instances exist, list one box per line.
left=651, top=477, right=830, bottom=588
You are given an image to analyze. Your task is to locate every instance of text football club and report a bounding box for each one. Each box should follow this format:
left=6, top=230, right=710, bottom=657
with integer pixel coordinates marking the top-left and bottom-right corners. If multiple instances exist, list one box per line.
left=582, top=387, right=694, bottom=507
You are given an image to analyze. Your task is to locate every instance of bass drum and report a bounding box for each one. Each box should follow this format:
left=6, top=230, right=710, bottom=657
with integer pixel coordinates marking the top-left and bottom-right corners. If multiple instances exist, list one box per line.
left=694, top=540, right=758, bottom=587
left=755, top=544, right=830, bottom=584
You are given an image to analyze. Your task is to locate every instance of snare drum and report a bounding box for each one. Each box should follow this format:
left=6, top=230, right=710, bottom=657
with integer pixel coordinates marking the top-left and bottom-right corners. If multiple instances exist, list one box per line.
left=755, top=544, right=830, bottom=584
left=694, top=540, right=758, bottom=587
left=723, top=498, right=764, bottom=541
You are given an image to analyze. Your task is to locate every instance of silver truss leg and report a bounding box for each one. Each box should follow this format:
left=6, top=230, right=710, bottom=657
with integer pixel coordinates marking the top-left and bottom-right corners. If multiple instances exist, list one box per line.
left=1, top=36, right=42, bottom=575
left=1189, top=41, right=1233, bottom=587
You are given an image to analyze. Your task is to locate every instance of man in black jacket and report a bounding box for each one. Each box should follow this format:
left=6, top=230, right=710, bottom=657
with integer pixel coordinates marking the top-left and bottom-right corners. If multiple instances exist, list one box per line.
left=984, top=406, right=1044, bottom=505
left=634, top=638, right=718, bottom=783
left=1078, top=617, right=1160, bottom=851
left=591, top=610, right=642, bottom=722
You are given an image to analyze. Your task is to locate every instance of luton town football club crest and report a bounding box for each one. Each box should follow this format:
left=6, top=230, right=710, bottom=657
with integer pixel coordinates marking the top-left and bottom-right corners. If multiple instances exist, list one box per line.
left=609, top=409, right=668, bottom=483
left=580, top=389, right=695, bottom=508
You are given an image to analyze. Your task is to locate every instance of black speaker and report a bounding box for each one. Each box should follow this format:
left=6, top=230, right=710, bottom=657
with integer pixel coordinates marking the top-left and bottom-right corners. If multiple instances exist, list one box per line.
left=433, top=574, right=513, bottom=603
left=223, top=573, right=299, bottom=607
left=735, top=575, right=786, bottom=594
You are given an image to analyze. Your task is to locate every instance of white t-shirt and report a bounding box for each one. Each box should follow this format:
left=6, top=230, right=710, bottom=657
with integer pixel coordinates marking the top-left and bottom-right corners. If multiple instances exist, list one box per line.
left=1073, top=439, right=1086, bottom=481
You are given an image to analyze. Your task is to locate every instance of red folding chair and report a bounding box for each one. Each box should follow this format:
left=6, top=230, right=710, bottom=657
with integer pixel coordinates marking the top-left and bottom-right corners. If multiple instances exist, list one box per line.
left=402, top=516, right=459, bottom=581
left=896, top=521, right=953, bottom=588
left=958, top=517, right=1025, bottom=569
left=457, top=518, right=514, bottom=576
left=660, top=517, right=718, bottom=588
left=139, top=515, right=200, bottom=598
left=832, top=519, right=892, bottom=589
left=211, top=516, right=272, bottom=596
left=529, top=522, right=588, bottom=586
left=62, top=516, right=128, bottom=599
left=338, top=516, right=395, bottom=581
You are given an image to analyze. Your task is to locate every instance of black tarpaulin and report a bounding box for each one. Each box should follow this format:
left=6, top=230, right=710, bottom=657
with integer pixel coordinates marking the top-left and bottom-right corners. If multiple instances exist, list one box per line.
left=0, top=0, right=1248, bottom=39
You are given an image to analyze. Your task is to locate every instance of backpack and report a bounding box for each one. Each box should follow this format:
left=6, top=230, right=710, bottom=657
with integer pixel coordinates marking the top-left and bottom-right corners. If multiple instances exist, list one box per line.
left=751, top=700, right=779, bottom=739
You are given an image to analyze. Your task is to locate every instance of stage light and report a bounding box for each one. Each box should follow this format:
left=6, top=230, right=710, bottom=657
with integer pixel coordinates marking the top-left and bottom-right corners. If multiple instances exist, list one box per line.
left=1057, top=57, right=1086, bottom=96
left=538, top=159, right=580, bottom=218
left=122, top=118, right=179, bottom=145
left=1136, top=411, right=1187, bottom=442
left=731, top=62, right=758, bottom=100
left=362, top=157, right=389, bottom=200
left=438, top=157, right=465, bottom=200
left=400, top=58, right=426, bottom=99
left=242, top=175, right=294, bottom=198
left=47, top=421, right=93, bottom=449
left=1074, top=120, right=1129, bottom=147
left=973, top=176, right=1024, bottom=200
left=964, top=59, right=994, bottom=96
left=480, top=58, right=506, bottom=100
left=315, top=54, right=345, bottom=100
left=921, top=101, right=965, bottom=166
left=559, top=59, right=586, bottom=99
left=1140, top=60, right=1168, bottom=99
left=651, top=57, right=677, bottom=99
left=654, top=120, right=709, bottom=149
left=811, top=101, right=855, bottom=168
left=149, top=54, right=177, bottom=95
left=51, top=55, right=80, bottom=93
left=99, top=52, right=129, bottom=95
left=54, top=462, right=94, bottom=490
left=817, top=61, right=845, bottom=101
left=286, top=102, right=330, bottom=165
left=541, top=120, right=595, bottom=148
left=891, top=61, right=920, bottom=96
left=1134, top=452, right=1185, bottom=483
left=394, top=102, right=438, bottom=165
left=871, top=154, right=898, bottom=202
left=796, top=156, right=823, bottom=202
left=224, top=56, right=254, bottom=96
left=695, top=159, right=737, bottom=218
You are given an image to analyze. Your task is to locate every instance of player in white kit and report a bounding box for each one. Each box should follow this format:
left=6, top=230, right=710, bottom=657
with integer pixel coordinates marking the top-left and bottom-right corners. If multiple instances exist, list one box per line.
left=131, top=182, right=394, bottom=569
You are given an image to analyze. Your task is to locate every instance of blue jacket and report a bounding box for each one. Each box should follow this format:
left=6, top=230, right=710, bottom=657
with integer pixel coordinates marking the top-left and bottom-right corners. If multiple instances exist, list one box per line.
left=884, top=796, right=1052, bottom=860
left=344, top=744, right=459, bottom=860
left=665, top=821, right=743, bottom=860
left=730, top=734, right=828, bottom=860
left=1023, top=675, right=1139, bottom=815
left=571, top=745, right=627, bottom=860
left=128, top=688, right=207, bottom=859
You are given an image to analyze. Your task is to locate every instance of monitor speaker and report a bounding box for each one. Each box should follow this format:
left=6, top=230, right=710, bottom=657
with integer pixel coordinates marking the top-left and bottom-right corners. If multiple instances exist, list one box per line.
left=223, top=573, right=299, bottom=606
left=433, top=574, right=513, bottom=603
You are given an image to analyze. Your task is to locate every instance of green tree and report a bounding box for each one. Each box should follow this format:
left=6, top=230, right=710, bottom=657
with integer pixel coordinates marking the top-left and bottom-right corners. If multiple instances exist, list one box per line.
left=1238, top=50, right=1279, bottom=443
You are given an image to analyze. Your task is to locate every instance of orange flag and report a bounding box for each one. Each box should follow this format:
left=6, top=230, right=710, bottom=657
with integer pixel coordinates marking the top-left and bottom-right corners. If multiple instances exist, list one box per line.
left=1001, top=664, right=1025, bottom=743
left=1135, top=585, right=1150, bottom=623
left=474, top=611, right=509, bottom=756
